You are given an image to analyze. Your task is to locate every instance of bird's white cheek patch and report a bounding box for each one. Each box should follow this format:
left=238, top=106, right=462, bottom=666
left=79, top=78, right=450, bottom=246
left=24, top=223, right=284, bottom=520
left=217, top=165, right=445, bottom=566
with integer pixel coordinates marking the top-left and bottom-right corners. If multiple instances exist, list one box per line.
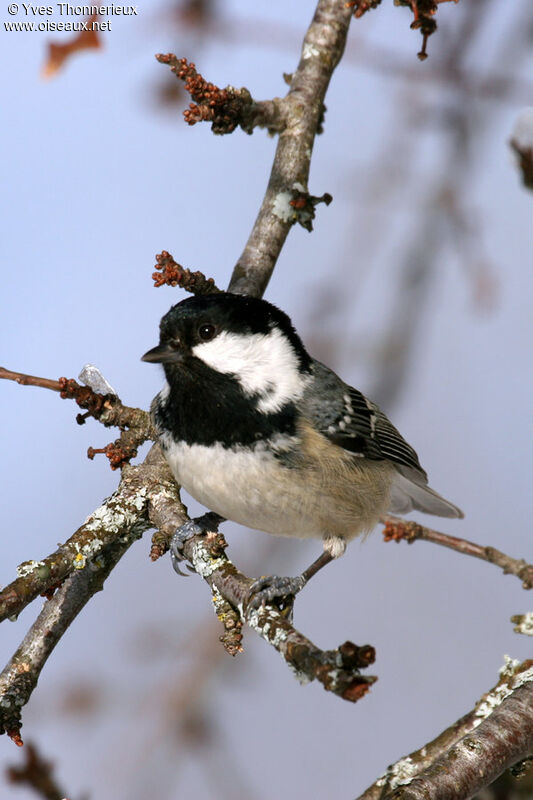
left=192, top=328, right=309, bottom=412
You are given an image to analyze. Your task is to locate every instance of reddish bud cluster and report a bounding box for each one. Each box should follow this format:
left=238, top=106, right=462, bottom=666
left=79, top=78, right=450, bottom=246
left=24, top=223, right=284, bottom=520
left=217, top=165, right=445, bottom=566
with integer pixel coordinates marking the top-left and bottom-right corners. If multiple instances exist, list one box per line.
left=339, top=640, right=376, bottom=669
left=87, top=441, right=138, bottom=471
left=155, top=54, right=252, bottom=134
left=342, top=680, right=372, bottom=703
left=382, top=519, right=423, bottom=543
left=58, top=377, right=108, bottom=420
left=345, top=0, right=382, bottom=19
left=6, top=729, right=23, bottom=748
left=350, top=0, right=456, bottom=60
left=219, top=613, right=244, bottom=657
left=289, top=190, right=332, bottom=232
left=407, top=0, right=438, bottom=60
left=149, top=539, right=167, bottom=561
left=153, top=250, right=220, bottom=295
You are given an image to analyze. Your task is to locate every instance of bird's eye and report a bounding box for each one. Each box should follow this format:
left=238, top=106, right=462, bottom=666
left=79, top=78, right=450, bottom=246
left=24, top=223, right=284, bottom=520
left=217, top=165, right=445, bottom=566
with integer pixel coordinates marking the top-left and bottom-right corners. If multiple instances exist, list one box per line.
left=198, top=323, right=216, bottom=342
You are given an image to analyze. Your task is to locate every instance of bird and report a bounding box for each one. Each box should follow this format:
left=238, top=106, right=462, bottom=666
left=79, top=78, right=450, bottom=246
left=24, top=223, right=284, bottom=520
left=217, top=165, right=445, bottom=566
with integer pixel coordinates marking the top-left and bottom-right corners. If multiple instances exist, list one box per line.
left=142, top=292, right=463, bottom=607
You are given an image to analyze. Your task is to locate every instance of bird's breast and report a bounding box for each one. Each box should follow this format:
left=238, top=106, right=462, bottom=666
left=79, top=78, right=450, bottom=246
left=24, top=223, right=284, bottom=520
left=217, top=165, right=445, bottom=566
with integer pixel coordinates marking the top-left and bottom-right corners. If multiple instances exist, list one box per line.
left=159, top=427, right=395, bottom=542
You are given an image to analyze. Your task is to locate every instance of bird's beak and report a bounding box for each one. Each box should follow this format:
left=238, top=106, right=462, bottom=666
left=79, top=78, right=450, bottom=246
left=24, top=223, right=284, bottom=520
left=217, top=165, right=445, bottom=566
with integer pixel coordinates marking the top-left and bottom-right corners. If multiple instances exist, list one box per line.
left=141, top=342, right=182, bottom=364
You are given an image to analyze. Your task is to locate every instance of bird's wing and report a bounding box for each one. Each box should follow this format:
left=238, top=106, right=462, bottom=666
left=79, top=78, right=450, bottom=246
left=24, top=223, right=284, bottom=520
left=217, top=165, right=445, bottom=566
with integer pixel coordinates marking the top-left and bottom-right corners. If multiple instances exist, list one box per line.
left=300, top=361, right=463, bottom=519
left=328, top=387, right=426, bottom=476
left=301, top=361, right=425, bottom=475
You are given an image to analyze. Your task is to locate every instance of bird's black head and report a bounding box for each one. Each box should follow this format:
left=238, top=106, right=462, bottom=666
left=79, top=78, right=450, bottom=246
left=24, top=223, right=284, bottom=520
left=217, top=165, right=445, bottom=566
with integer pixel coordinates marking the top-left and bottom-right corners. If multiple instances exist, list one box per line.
left=142, top=292, right=312, bottom=413
left=142, top=292, right=311, bottom=369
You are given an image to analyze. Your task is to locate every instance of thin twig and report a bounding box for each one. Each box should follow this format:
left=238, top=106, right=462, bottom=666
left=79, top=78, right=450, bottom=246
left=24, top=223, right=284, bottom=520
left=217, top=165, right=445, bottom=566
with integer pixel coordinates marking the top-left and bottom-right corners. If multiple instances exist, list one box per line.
left=1, top=366, right=155, bottom=470
left=6, top=741, right=68, bottom=800
left=381, top=515, right=533, bottom=590
left=0, top=366, right=154, bottom=434
left=0, top=366, right=63, bottom=392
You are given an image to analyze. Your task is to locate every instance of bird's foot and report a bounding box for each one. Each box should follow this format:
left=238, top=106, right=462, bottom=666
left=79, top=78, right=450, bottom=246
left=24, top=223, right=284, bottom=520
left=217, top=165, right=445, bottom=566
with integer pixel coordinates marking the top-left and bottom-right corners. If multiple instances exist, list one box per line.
left=246, top=574, right=307, bottom=614
left=170, top=512, right=224, bottom=576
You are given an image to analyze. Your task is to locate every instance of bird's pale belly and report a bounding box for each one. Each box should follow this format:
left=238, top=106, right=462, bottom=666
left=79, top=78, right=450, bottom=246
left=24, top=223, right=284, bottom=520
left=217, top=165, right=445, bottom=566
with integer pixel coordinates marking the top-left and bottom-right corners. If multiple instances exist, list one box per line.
left=160, top=435, right=394, bottom=542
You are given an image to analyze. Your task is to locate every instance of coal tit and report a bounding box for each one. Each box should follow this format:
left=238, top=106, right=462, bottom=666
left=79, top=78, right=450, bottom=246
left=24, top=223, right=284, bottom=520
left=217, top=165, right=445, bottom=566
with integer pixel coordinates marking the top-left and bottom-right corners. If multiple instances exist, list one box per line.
left=142, top=293, right=463, bottom=603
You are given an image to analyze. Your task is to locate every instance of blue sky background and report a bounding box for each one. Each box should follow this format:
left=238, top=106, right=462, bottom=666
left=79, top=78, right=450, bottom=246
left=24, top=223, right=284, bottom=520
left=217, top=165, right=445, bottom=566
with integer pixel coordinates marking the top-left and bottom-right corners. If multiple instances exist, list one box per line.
left=1, top=1, right=533, bottom=798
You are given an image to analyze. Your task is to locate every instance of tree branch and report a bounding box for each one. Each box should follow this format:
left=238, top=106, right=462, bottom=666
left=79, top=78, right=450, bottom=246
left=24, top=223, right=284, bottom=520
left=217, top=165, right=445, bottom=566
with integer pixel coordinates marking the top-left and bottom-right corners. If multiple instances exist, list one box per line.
left=0, top=366, right=154, bottom=436
left=0, top=463, right=155, bottom=624
left=0, top=366, right=155, bottom=470
left=356, top=659, right=533, bottom=800
left=381, top=515, right=533, bottom=590
left=0, top=540, right=146, bottom=744
left=145, top=455, right=377, bottom=701
left=228, top=0, right=353, bottom=297
left=0, top=447, right=190, bottom=742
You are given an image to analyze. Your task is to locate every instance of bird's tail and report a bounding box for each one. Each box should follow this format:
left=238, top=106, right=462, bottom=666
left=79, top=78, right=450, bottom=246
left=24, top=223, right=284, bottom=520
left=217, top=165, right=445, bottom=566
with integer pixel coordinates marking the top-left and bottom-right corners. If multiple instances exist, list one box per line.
left=389, top=469, right=464, bottom=519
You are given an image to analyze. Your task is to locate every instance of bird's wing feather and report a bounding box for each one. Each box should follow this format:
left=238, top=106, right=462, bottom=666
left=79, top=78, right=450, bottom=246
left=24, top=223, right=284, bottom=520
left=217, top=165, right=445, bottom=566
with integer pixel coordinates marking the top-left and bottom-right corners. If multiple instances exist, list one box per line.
left=300, top=361, right=463, bottom=519
left=333, top=388, right=426, bottom=475
left=301, top=362, right=425, bottom=475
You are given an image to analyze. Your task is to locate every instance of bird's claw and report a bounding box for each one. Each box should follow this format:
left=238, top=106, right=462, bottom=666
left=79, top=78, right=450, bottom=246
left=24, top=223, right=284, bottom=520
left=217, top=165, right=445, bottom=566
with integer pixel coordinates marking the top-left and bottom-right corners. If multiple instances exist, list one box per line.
left=170, top=520, right=202, bottom=575
left=246, top=574, right=306, bottom=613
left=170, top=512, right=224, bottom=576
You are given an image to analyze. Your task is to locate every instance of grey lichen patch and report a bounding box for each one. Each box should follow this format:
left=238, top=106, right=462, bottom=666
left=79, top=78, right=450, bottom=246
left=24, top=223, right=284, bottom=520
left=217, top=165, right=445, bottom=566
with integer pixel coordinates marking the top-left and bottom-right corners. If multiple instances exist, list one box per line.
left=513, top=664, right=533, bottom=688
left=244, top=606, right=313, bottom=681
left=499, top=654, right=522, bottom=678
left=246, top=607, right=287, bottom=648
left=474, top=661, right=533, bottom=725
left=211, top=587, right=226, bottom=616
left=271, top=622, right=290, bottom=650
left=16, top=561, right=46, bottom=579
left=272, top=181, right=308, bottom=223
left=272, top=190, right=295, bottom=222
left=191, top=541, right=226, bottom=579
left=84, top=487, right=148, bottom=534
left=67, top=487, right=150, bottom=570
left=511, top=611, right=533, bottom=636
left=302, top=42, right=321, bottom=60
left=149, top=484, right=182, bottom=507
left=475, top=684, right=513, bottom=724
left=376, top=756, right=419, bottom=790
left=71, top=537, right=105, bottom=570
